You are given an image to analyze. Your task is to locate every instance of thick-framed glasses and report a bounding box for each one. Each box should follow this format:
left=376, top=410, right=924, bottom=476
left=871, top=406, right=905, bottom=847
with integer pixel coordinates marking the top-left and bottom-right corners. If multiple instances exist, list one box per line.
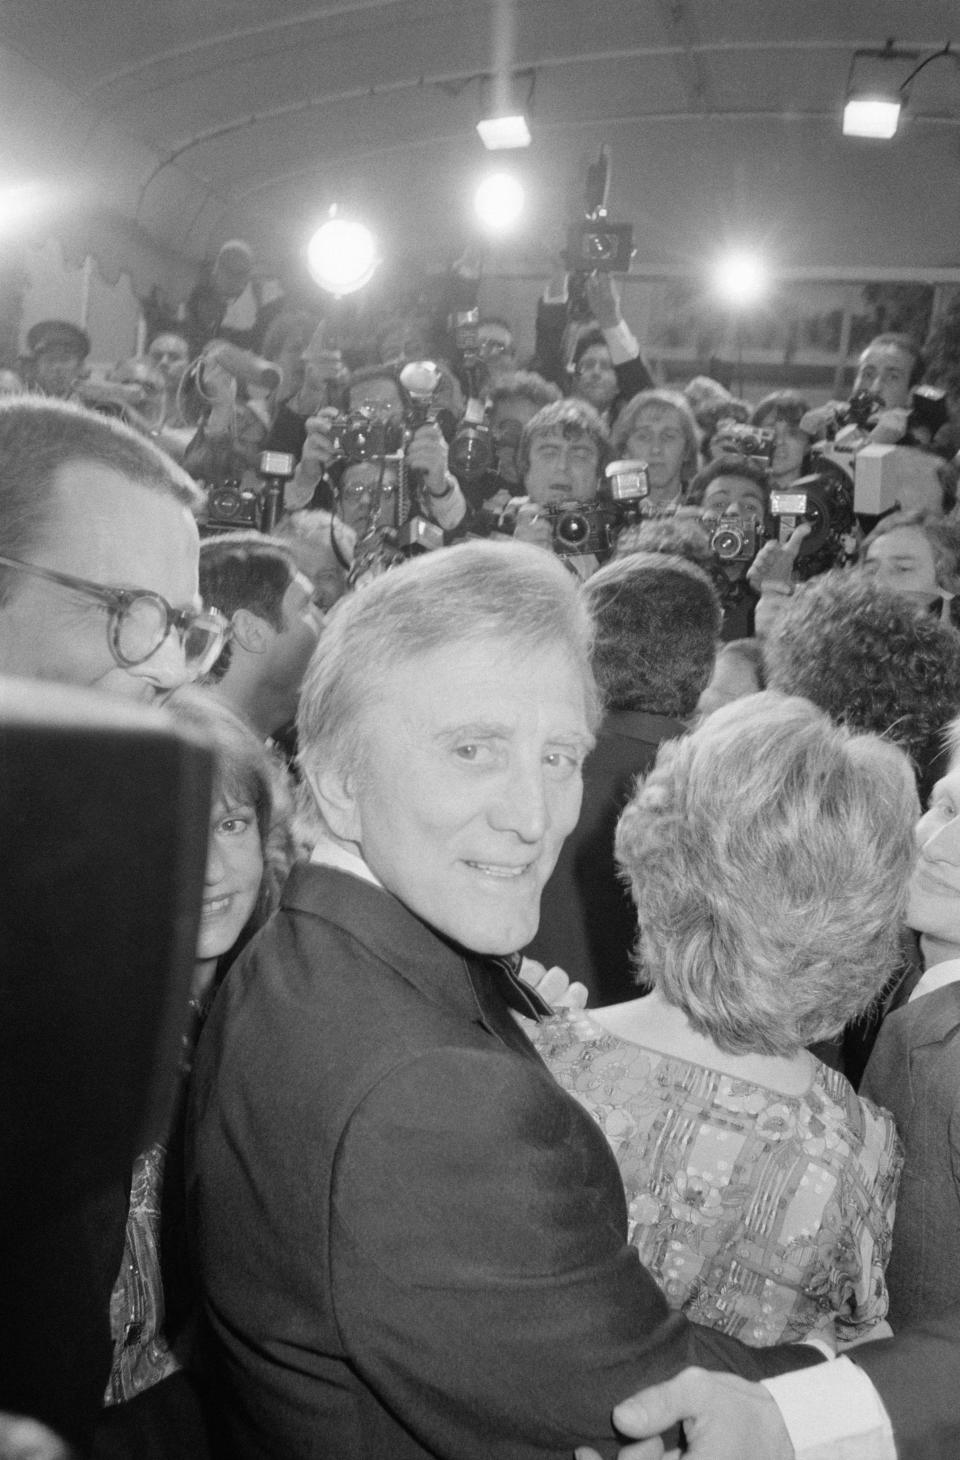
left=0, top=554, right=230, bottom=676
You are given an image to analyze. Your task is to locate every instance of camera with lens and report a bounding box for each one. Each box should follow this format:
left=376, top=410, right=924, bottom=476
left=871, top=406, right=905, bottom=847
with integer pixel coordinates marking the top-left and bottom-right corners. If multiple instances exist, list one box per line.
left=832, top=389, right=884, bottom=437
left=769, top=468, right=857, bottom=579
left=202, top=450, right=298, bottom=535
left=327, top=409, right=403, bottom=462
left=712, top=421, right=776, bottom=467
left=538, top=463, right=651, bottom=559
left=204, top=478, right=263, bottom=532
left=700, top=512, right=765, bottom=565
left=544, top=502, right=612, bottom=557
left=449, top=419, right=496, bottom=483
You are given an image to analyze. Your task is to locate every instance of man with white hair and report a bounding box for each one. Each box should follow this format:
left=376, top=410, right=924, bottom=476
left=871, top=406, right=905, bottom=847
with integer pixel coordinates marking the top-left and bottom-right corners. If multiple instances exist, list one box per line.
left=188, top=540, right=820, bottom=1460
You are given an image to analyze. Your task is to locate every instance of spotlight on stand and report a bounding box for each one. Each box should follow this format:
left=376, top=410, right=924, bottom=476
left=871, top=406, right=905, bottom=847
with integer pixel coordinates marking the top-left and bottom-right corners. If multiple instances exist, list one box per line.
left=474, top=172, right=524, bottom=232
left=306, top=208, right=379, bottom=296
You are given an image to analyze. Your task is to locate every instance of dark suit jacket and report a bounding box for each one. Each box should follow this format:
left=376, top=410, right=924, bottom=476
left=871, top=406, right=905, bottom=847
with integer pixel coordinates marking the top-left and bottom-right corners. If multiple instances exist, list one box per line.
left=187, top=863, right=814, bottom=1459
left=861, top=981, right=960, bottom=1328
left=849, top=983, right=960, bottom=1460
left=526, top=710, right=684, bottom=1004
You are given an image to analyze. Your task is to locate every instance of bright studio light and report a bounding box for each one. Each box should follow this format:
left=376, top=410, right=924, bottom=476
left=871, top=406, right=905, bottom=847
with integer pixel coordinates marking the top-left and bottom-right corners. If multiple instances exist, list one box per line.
left=713, top=251, right=768, bottom=307
left=476, top=114, right=532, bottom=150
left=842, top=96, right=902, bottom=138
left=473, top=172, right=524, bottom=232
left=0, top=183, right=45, bottom=236
left=306, top=212, right=379, bottom=296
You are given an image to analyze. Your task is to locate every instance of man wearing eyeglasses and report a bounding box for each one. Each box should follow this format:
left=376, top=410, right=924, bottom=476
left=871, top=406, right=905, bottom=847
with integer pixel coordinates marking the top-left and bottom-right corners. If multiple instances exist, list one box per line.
left=0, top=395, right=225, bottom=1454
left=0, top=397, right=226, bottom=700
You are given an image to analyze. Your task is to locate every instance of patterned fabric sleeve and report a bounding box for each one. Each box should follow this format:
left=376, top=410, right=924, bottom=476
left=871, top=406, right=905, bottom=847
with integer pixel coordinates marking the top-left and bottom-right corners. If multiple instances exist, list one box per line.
left=529, top=1010, right=902, bottom=1348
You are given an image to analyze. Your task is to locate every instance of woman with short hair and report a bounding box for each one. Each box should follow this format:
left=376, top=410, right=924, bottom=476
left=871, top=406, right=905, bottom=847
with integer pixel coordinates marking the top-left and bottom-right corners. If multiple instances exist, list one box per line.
left=531, top=691, right=915, bottom=1347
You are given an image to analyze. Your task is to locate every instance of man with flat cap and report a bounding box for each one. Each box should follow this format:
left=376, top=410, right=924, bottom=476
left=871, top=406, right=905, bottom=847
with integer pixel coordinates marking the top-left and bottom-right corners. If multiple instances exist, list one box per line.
left=23, top=319, right=91, bottom=400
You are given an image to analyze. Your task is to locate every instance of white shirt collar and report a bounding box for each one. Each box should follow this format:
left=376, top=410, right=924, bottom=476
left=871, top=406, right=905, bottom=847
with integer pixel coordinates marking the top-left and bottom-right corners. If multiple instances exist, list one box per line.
left=909, top=956, right=960, bottom=1002
left=308, top=831, right=383, bottom=890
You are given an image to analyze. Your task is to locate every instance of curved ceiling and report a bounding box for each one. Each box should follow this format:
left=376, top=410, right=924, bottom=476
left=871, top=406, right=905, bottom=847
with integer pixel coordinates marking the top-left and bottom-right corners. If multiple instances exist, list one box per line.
left=2, top=0, right=959, bottom=292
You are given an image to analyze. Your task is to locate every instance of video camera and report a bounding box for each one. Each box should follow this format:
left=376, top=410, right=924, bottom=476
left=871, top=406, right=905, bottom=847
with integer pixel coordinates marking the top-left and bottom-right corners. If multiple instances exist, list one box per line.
left=565, top=146, right=635, bottom=320
left=814, top=381, right=949, bottom=520
left=202, top=451, right=296, bottom=536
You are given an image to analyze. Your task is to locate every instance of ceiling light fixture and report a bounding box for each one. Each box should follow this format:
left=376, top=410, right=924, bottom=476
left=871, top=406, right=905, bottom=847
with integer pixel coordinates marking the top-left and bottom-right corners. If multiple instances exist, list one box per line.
left=477, top=68, right=535, bottom=150
left=842, top=38, right=955, bottom=139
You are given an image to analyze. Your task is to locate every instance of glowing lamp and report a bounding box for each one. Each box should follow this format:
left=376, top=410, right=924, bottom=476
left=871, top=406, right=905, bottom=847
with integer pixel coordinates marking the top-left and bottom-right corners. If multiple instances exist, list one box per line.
left=842, top=96, right=902, bottom=138
left=476, top=114, right=531, bottom=150
left=713, top=251, right=768, bottom=307
left=473, top=172, right=524, bottom=232
left=306, top=213, right=379, bottom=296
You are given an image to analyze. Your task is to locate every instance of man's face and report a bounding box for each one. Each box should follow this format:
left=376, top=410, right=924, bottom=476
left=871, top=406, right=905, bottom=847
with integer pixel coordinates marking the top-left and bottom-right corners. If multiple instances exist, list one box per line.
left=863, top=526, right=939, bottom=599
left=490, top=395, right=542, bottom=486
left=624, top=406, right=688, bottom=496
left=477, top=322, right=516, bottom=387
left=907, top=759, right=960, bottom=945
left=0, top=462, right=200, bottom=702
left=337, top=460, right=400, bottom=536
left=32, top=346, right=84, bottom=399
left=853, top=342, right=914, bottom=410
left=338, top=637, right=592, bottom=954
left=524, top=427, right=600, bottom=505
left=258, top=572, right=323, bottom=727
left=147, top=333, right=190, bottom=389
left=574, top=344, right=618, bottom=412
left=348, top=376, right=404, bottom=424
left=702, top=474, right=767, bottom=521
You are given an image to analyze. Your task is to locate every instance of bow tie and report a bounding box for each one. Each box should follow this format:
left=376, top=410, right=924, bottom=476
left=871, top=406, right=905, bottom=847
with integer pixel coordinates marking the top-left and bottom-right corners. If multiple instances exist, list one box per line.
left=470, top=952, right=553, bottom=1022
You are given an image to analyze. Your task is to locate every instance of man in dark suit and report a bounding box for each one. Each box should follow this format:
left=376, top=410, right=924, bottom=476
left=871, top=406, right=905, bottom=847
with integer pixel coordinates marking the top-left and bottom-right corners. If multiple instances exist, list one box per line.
left=187, top=541, right=819, bottom=1460
left=526, top=551, right=720, bottom=1003
left=860, top=722, right=960, bottom=1329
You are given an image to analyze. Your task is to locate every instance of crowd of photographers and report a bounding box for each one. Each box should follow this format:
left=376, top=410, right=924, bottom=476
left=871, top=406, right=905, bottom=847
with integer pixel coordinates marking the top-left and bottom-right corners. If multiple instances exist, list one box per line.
left=9, top=237, right=960, bottom=1458
left=17, top=237, right=960, bottom=649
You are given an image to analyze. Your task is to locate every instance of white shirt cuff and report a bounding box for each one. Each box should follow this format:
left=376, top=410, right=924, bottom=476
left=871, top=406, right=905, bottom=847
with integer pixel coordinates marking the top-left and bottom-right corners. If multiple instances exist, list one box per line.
left=762, top=1356, right=897, bottom=1460
left=602, top=318, right=639, bottom=364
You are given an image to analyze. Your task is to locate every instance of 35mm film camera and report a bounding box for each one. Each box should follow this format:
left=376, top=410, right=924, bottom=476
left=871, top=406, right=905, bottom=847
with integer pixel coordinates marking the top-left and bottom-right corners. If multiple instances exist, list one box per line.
left=203, top=452, right=296, bottom=535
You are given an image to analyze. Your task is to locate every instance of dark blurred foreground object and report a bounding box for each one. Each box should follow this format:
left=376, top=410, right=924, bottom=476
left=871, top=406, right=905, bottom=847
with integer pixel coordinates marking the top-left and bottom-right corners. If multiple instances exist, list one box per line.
left=0, top=1412, right=74, bottom=1459
left=0, top=680, right=213, bottom=1453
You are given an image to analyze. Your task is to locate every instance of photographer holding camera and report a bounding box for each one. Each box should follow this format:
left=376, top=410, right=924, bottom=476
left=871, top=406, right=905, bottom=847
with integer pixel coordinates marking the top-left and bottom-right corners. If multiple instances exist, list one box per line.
left=281, top=360, right=470, bottom=552
left=506, top=398, right=611, bottom=578
left=182, top=341, right=273, bottom=506
left=684, top=456, right=772, bottom=639
left=799, top=333, right=931, bottom=449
